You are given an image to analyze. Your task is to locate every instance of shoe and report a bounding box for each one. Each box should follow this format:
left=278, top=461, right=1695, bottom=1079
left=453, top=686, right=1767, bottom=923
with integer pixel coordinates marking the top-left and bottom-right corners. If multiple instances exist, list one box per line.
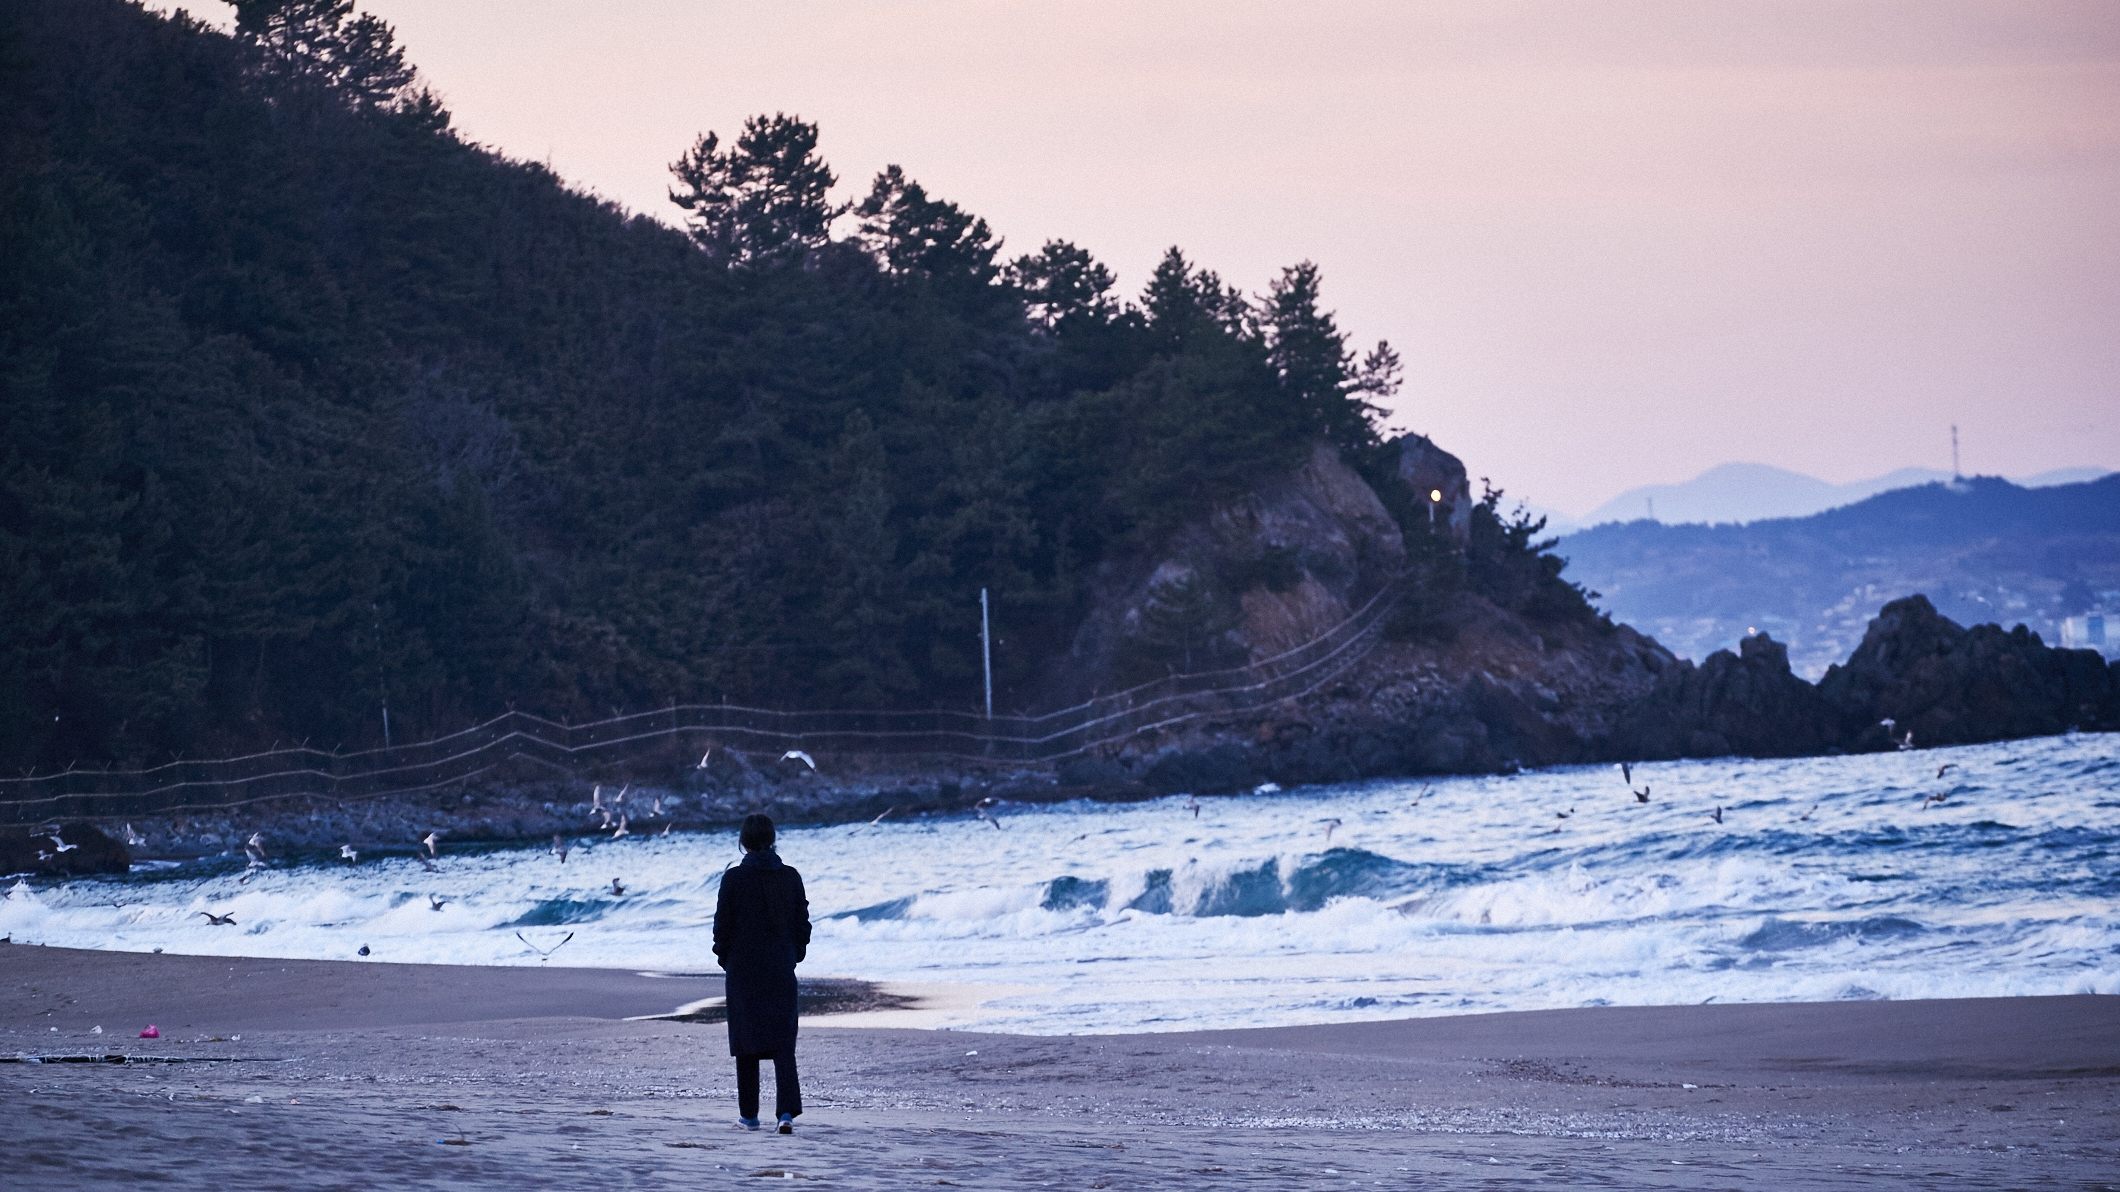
left=776, top=1114, right=794, bottom=1135
left=738, top=1116, right=760, bottom=1131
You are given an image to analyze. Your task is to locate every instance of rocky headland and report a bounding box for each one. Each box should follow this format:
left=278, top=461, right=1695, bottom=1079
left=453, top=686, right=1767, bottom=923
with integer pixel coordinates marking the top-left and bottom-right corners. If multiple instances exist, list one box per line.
left=10, top=436, right=2115, bottom=875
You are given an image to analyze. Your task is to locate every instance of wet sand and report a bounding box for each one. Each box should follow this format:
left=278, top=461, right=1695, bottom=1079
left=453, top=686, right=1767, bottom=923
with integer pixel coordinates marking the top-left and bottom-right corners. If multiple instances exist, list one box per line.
left=3, top=944, right=2116, bottom=1189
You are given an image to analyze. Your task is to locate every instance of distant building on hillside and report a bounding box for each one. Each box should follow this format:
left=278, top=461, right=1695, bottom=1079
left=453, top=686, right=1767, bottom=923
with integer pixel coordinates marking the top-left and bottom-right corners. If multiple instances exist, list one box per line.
left=2061, top=611, right=2117, bottom=659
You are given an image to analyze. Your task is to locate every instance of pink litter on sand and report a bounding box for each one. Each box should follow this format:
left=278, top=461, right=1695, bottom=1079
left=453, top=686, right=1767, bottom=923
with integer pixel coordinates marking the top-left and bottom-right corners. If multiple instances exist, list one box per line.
left=139, top=1025, right=159, bottom=1038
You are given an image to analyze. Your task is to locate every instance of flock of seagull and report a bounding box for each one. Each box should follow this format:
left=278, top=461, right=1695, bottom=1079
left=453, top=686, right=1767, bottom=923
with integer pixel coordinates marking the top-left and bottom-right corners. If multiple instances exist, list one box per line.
left=184, top=747, right=829, bottom=952
left=174, top=730, right=1969, bottom=947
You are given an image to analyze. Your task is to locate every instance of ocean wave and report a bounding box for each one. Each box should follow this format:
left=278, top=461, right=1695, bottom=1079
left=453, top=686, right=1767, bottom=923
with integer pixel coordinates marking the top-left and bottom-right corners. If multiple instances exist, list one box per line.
left=5, top=731, right=2114, bottom=1034
left=503, top=897, right=614, bottom=927
left=1737, top=915, right=1929, bottom=952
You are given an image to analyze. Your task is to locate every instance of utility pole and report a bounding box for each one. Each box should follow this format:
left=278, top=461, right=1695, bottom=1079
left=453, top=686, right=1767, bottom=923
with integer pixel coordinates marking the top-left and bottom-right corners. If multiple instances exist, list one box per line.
left=372, top=602, right=392, bottom=748
left=980, top=587, right=993, bottom=720
left=1951, top=424, right=1961, bottom=479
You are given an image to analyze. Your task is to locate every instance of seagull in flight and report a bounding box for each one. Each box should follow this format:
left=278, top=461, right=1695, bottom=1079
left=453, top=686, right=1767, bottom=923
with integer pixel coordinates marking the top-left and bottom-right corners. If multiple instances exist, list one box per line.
left=1318, top=817, right=1342, bottom=843
left=610, top=814, right=630, bottom=840
left=551, top=835, right=571, bottom=864
left=429, top=894, right=448, bottom=911
left=1555, top=807, right=1574, bottom=820
left=1184, top=795, right=1201, bottom=819
left=123, top=823, right=147, bottom=847
left=196, top=910, right=236, bottom=926
left=1709, top=805, right=1725, bottom=825
left=1797, top=803, right=1820, bottom=822
left=974, top=797, right=1004, bottom=830
left=1620, top=762, right=1633, bottom=786
left=421, top=832, right=440, bottom=859
left=609, top=878, right=626, bottom=897
left=515, top=929, right=574, bottom=960
left=340, top=844, right=359, bottom=864
left=696, top=749, right=713, bottom=769
left=865, top=805, right=898, bottom=830
left=1935, top=763, right=1957, bottom=780
left=782, top=750, right=817, bottom=771
left=1921, top=792, right=1951, bottom=810
left=244, top=832, right=267, bottom=866
left=45, top=828, right=77, bottom=854
left=1633, top=786, right=1651, bottom=804
left=591, top=784, right=607, bottom=812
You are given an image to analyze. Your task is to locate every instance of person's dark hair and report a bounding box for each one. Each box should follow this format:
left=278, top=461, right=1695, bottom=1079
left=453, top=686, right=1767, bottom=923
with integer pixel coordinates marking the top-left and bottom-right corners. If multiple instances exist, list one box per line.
left=739, top=813, right=776, bottom=852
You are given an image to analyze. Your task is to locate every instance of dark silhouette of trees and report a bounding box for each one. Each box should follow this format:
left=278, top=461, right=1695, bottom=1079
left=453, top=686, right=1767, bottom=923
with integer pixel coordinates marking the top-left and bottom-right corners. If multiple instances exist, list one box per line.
left=231, top=0, right=415, bottom=108
left=1262, top=260, right=1397, bottom=457
left=854, top=165, right=1001, bottom=285
left=1008, top=240, right=1118, bottom=330
left=668, top=113, right=844, bottom=266
left=0, top=0, right=1577, bottom=770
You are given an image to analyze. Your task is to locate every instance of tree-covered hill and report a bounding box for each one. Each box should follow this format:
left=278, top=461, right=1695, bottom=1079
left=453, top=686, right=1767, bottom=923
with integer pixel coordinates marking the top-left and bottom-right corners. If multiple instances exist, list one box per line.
left=6, top=0, right=1530, bottom=769
left=1556, top=475, right=2120, bottom=676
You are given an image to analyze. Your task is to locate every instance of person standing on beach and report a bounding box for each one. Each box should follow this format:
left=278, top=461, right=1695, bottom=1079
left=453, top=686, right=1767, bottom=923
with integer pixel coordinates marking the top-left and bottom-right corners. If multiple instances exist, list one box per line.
left=713, top=813, right=812, bottom=1133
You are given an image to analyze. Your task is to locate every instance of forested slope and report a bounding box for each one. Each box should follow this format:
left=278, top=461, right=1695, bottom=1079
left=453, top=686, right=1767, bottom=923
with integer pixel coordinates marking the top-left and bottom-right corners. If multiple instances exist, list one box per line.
left=6, top=0, right=1563, bottom=770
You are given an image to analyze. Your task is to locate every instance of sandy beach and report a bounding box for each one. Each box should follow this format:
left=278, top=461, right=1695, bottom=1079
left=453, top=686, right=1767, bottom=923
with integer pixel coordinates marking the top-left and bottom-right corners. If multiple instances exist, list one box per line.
left=2, top=945, right=2114, bottom=1188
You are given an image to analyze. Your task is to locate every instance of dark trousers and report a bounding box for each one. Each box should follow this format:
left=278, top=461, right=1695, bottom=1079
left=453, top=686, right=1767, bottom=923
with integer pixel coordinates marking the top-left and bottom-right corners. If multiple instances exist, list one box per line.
left=736, top=1047, right=801, bottom=1120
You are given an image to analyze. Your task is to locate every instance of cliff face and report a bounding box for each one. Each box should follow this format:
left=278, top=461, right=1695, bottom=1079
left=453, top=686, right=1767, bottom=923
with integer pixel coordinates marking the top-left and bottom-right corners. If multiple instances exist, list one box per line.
left=1044, top=435, right=1671, bottom=789
left=1049, top=442, right=1408, bottom=699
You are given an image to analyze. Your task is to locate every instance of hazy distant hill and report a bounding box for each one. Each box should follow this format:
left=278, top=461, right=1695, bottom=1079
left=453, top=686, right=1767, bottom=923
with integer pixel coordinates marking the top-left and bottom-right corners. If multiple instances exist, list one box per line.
left=1556, top=475, right=2120, bottom=676
left=1573, top=462, right=2113, bottom=530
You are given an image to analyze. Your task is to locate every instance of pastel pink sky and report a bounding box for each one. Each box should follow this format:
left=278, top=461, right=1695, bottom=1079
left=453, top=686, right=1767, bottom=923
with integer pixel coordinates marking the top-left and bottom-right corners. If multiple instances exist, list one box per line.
left=210, top=1, right=2120, bottom=515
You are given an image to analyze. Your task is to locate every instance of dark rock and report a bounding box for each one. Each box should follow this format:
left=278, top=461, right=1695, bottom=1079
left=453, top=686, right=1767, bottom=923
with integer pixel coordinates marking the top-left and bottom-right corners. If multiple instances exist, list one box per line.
left=1142, top=744, right=1259, bottom=795
left=0, top=822, right=129, bottom=877
left=1387, top=433, right=1474, bottom=543
left=1616, top=632, right=1839, bottom=759
left=1056, top=756, right=1133, bottom=792
left=1042, top=443, right=1406, bottom=703
left=1410, top=712, right=1493, bottom=773
left=1818, top=595, right=2120, bottom=746
left=1464, top=673, right=1583, bottom=766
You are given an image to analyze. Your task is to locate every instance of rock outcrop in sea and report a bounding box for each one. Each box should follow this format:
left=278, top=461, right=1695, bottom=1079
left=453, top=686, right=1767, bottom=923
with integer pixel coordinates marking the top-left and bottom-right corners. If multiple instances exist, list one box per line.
left=1818, top=594, right=2120, bottom=748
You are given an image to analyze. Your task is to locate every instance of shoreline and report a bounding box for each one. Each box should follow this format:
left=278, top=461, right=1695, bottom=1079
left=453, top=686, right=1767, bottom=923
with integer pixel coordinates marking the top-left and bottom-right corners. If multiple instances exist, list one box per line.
left=8, top=941, right=2117, bottom=1052
left=5, top=945, right=2117, bottom=1187
left=19, top=729, right=2114, bottom=872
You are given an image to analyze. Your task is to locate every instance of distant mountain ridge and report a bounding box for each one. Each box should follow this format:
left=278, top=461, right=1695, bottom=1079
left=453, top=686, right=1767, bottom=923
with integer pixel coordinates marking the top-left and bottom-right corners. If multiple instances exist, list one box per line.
left=1570, top=461, right=2112, bottom=530
left=1555, top=474, right=2120, bottom=677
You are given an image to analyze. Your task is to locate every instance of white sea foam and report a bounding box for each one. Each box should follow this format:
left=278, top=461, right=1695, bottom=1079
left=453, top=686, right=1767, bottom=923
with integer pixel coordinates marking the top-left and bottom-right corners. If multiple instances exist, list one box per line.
left=6, top=732, right=2117, bottom=1032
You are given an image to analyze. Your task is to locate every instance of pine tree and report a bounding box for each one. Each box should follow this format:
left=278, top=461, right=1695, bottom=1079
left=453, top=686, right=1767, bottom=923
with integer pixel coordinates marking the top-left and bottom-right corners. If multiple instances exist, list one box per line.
left=1007, top=240, right=1116, bottom=329
left=1262, top=261, right=1384, bottom=455
left=231, top=0, right=414, bottom=109
left=854, top=165, right=1000, bottom=285
left=667, top=114, right=844, bottom=266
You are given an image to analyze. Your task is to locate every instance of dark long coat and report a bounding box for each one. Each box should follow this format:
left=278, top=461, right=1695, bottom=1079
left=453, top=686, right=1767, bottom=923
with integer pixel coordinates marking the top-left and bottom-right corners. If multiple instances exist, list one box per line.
left=712, top=849, right=811, bottom=1057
